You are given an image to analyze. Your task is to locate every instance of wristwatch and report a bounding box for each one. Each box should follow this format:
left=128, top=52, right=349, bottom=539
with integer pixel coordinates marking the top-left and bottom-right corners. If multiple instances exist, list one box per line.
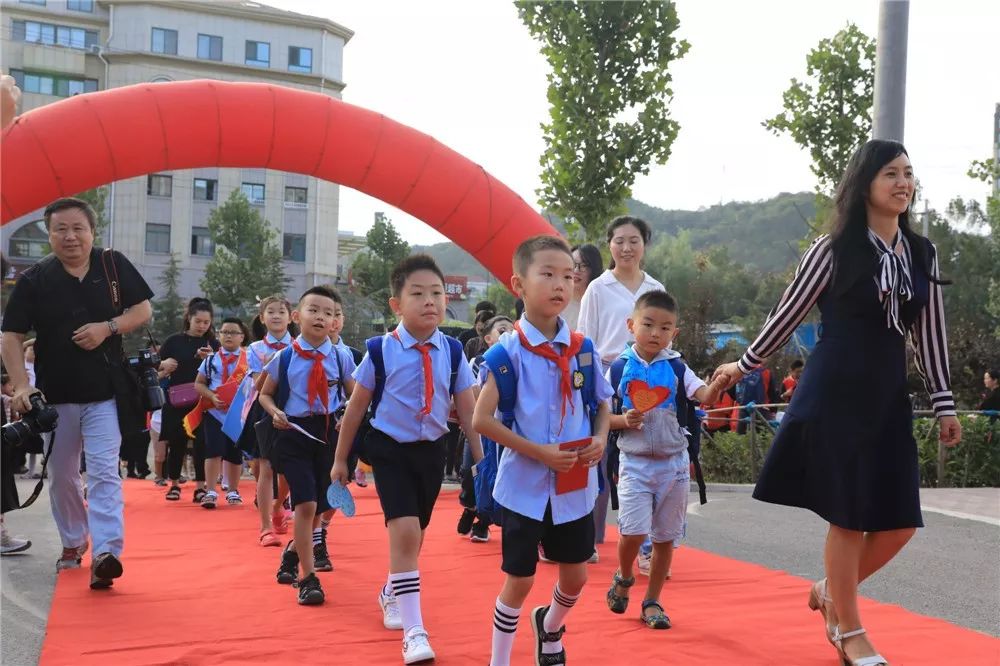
left=106, top=319, right=119, bottom=335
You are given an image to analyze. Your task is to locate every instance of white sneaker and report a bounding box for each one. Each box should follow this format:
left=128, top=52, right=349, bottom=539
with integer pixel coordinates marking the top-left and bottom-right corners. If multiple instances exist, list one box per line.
left=587, top=550, right=599, bottom=564
left=354, top=467, right=368, bottom=487
left=637, top=550, right=651, bottom=575
left=402, top=626, right=435, bottom=664
left=380, top=586, right=403, bottom=630
left=1, top=527, right=31, bottom=555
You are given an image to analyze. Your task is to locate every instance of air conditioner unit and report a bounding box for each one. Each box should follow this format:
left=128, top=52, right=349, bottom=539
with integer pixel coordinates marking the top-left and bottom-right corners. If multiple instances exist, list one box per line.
left=89, top=44, right=102, bottom=55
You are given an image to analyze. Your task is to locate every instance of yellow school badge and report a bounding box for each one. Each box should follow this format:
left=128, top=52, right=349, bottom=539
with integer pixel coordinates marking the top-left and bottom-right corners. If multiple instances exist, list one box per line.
left=572, top=371, right=585, bottom=389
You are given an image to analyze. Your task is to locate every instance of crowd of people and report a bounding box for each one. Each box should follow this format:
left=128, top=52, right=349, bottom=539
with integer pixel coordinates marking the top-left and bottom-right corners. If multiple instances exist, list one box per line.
left=0, top=84, right=980, bottom=666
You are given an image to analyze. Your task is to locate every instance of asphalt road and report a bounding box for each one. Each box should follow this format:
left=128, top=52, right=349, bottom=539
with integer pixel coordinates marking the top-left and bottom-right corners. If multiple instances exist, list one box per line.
left=2, top=480, right=997, bottom=666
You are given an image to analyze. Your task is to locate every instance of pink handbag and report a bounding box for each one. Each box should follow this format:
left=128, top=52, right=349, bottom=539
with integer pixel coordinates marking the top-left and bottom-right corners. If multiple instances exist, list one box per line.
left=167, top=382, right=199, bottom=408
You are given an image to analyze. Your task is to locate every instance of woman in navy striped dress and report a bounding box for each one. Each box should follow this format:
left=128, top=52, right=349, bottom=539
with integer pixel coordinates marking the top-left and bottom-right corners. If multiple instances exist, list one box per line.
left=713, top=140, right=962, bottom=666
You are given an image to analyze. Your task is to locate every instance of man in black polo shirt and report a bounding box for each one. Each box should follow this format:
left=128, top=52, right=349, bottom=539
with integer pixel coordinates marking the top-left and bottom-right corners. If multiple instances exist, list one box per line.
left=1, top=197, right=153, bottom=589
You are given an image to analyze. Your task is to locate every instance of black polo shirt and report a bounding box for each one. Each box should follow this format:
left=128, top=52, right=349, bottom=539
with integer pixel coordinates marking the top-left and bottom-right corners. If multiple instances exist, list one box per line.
left=1, top=248, right=153, bottom=405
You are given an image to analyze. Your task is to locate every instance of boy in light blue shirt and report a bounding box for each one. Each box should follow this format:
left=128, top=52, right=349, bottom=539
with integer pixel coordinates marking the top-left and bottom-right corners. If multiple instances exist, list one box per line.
left=605, top=290, right=724, bottom=630
left=258, top=286, right=356, bottom=606
left=473, top=235, right=612, bottom=666
left=333, top=254, right=483, bottom=665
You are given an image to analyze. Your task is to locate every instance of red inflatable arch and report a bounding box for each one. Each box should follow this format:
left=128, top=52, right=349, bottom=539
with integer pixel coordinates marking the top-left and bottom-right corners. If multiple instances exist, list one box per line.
left=0, top=80, right=557, bottom=285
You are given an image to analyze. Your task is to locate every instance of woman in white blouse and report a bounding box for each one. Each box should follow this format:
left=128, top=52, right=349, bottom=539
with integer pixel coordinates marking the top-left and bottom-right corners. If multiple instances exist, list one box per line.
left=577, top=216, right=664, bottom=551
left=578, top=217, right=665, bottom=369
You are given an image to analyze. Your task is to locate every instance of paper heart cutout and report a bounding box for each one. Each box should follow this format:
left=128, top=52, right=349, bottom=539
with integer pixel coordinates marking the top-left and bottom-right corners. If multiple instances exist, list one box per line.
left=627, top=380, right=671, bottom=413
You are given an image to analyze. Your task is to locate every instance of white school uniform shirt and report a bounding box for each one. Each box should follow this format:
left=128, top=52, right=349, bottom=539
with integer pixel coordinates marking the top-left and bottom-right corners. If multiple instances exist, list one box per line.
left=488, top=316, right=614, bottom=525
left=262, top=335, right=356, bottom=418
left=578, top=269, right=665, bottom=368
left=197, top=348, right=246, bottom=423
left=352, top=323, right=475, bottom=443
left=247, top=332, right=293, bottom=375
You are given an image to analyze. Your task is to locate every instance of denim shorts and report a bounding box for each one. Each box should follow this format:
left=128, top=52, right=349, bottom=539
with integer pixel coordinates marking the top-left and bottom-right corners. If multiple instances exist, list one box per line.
left=617, top=450, right=689, bottom=543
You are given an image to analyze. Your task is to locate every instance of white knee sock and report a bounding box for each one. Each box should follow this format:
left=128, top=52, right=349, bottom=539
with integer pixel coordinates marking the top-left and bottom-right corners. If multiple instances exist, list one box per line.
left=490, top=598, right=520, bottom=666
left=542, top=585, right=579, bottom=654
left=389, top=570, right=422, bottom=633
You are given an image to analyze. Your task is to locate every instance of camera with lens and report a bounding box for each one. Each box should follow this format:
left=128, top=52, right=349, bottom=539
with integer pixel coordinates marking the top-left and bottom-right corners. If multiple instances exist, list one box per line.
left=126, top=347, right=165, bottom=411
left=1, top=392, right=58, bottom=449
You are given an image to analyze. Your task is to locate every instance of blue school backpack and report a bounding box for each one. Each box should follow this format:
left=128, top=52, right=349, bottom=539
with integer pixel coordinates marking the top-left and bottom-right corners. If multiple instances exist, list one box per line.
left=735, top=367, right=768, bottom=407
left=474, top=337, right=601, bottom=525
left=608, top=353, right=707, bottom=505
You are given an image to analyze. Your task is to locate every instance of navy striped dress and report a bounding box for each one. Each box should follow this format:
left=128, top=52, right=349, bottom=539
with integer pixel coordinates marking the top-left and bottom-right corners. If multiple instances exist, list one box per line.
left=739, top=234, right=954, bottom=531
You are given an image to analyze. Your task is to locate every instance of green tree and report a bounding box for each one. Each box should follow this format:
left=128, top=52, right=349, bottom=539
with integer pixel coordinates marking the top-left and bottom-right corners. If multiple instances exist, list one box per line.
left=516, top=0, right=689, bottom=242
left=151, top=252, right=185, bottom=341
left=486, top=281, right=517, bottom=319
left=200, top=190, right=289, bottom=317
left=350, top=213, right=410, bottom=320
left=763, top=24, right=876, bottom=195
left=74, top=186, right=110, bottom=244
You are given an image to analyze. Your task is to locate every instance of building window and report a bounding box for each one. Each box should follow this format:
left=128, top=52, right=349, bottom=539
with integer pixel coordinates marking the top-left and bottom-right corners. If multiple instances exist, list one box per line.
left=145, top=223, right=171, bottom=254
left=245, top=40, right=270, bottom=67
left=12, top=21, right=98, bottom=50
left=191, top=227, right=213, bottom=256
left=197, top=34, right=222, bottom=61
left=9, top=69, right=98, bottom=97
left=151, top=28, right=178, bottom=55
left=67, top=0, right=94, bottom=11
left=193, top=178, right=217, bottom=201
left=283, top=234, right=306, bottom=262
left=147, top=174, right=172, bottom=197
left=284, top=186, right=307, bottom=208
left=288, top=46, right=312, bottom=73
left=8, top=220, right=48, bottom=258
left=241, top=182, right=265, bottom=204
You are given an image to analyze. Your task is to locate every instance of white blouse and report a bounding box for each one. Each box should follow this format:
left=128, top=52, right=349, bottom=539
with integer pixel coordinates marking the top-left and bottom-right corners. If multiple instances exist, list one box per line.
left=577, top=269, right=665, bottom=367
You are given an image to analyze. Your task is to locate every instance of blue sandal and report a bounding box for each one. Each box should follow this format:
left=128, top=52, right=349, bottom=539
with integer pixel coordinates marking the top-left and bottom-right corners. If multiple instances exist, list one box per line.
left=640, top=599, right=671, bottom=629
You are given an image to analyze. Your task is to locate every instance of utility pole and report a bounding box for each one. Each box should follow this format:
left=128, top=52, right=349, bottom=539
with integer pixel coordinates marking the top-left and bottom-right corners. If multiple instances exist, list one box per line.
left=872, top=0, right=910, bottom=142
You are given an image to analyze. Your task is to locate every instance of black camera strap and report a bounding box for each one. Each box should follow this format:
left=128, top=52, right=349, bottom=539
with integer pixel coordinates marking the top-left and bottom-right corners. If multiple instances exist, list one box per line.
left=101, top=248, right=158, bottom=348
left=18, top=432, right=55, bottom=509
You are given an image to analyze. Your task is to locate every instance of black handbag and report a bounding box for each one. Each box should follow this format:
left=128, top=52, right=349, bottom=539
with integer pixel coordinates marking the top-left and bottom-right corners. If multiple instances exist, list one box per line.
left=100, top=249, right=151, bottom=438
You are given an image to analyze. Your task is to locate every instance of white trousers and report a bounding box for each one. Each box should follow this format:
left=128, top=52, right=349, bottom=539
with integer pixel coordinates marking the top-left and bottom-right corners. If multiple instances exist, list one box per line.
left=48, top=399, right=124, bottom=557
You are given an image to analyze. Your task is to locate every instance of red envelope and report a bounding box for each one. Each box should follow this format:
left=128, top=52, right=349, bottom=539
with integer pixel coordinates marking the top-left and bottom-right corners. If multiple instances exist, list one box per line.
left=555, top=438, right=590, bottom=495
left=214, top=381, right=239, bottom=410
left=627, top=380, right=670, bottom=413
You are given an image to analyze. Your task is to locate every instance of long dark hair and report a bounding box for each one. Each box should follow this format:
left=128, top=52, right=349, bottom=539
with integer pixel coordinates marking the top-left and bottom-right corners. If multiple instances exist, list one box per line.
left=571, top=243, right=604, bottom=291
left=829, top=140, right=945, bottom=292
left=182, top=297, right=216, bottom=340
left=605, top=215, right=652, bottom=270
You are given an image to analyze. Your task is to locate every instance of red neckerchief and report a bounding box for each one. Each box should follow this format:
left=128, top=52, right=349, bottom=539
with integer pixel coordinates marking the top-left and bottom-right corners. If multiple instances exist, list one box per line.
left=265, top=336, right=288, bottom=351
left=219, top=351, right=239, bottom=384
left=292, top=340, right=329, bottom=417
left=514, top=320, right=584, bottom=432
left=392, top=329, right=435, bottom=416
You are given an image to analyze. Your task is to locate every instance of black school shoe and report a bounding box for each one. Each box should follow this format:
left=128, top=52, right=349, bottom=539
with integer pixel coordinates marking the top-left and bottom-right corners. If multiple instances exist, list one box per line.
left=90, top=553, right=124, bottom=590
left=456, top=508, right=476, bottom=536
left=529, top=606, right=567, bottom=666
left=276, top=541, right=299, bottom=585
left=313, top=537, right=333, bottom=572
left=470, top=520, right=490, bottom=543
left=296, top=573, right=325, bottom=605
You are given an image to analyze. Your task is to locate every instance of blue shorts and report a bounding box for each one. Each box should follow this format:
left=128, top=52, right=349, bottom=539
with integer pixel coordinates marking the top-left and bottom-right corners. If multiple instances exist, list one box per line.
left=202, top=416, right=242, bottom=465
left=617, top=450, right=689, bottom=543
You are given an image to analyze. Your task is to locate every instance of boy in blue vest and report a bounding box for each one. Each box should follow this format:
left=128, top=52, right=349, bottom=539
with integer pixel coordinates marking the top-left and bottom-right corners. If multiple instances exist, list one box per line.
left=473, top=235, right=612, bottom=666
left=258, top=285, right=357, bottom=606
left=605, top=290, right=724, bottom=629
left=332, top=254, right=483, bottom=665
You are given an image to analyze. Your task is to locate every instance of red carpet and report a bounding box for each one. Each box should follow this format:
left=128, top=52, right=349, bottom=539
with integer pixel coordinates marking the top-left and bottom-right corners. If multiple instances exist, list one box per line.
left=40, top=480, right=998, bottom=665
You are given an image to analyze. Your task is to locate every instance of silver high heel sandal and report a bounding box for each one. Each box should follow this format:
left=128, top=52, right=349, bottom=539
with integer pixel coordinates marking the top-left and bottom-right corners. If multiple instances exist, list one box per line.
left=832, top=627, right=888, bottom=666
left=807, top=578, right=836, bottom=645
